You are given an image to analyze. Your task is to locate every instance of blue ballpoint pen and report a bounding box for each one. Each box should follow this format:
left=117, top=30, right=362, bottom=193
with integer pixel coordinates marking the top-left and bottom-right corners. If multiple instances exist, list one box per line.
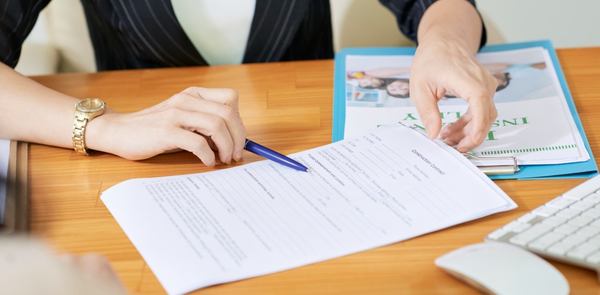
left=244, top=139, right=309, bottom=172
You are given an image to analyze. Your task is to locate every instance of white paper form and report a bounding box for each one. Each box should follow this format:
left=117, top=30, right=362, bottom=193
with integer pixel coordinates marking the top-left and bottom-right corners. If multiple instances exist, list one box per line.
left=102, top=125, right=516, bottom=294
left=0, top=139, right=10, bottom=223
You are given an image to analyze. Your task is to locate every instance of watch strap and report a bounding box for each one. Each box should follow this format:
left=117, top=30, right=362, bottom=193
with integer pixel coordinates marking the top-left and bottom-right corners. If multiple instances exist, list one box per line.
left=72, top=98, right=105, bottom=155
left=72, top=113, right=89, bottom=154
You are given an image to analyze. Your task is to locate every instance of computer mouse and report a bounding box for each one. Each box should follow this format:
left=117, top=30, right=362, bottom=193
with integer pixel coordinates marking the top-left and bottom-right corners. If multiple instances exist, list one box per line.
left=435, top=242, right=569, bottom=295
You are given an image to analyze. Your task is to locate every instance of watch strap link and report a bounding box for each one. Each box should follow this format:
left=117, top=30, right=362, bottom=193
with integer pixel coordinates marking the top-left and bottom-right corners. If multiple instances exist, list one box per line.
left=72, top=113, right=89, bottom=155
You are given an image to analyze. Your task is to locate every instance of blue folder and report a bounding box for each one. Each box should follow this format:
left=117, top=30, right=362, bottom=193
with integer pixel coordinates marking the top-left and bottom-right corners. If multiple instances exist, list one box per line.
left=332, top=40, right=597, bottom=180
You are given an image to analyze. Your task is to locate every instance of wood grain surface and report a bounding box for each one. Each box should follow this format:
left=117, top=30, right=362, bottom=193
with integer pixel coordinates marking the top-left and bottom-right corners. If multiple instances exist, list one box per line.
left=28, top=48, right=600, bottom=294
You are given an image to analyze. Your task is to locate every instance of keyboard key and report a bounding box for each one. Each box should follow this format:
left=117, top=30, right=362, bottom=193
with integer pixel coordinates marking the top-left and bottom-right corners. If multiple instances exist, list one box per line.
left=488, top=228, right=510, bottom=240
left=547, top=196, right=576, bottom=209
left=570, top=199, right=597, bottom=211
left=564, top=192, right=588, bottom=201
left=581, top=207, right=600, bottom=218
left=591, top=219, right=600, bottom=228
left=517, top=213, right=540, bottom=224
left=547, top=242, right=574, bottom=256
left=564, top=176, right=600, bottom=200
left=504, top=222, right=531, bottom=233
left=533, top=206, right=560, bottom=217
left=567, top=242, right=600, bottom=260
left=583, top=192, right=600, bottom=204
left=554, top=223, right=579, bottom=235
left=541, top=215, right=568, bottom=227
left=587, top=235, right=600, bottom=245
left=575, top=226, right=600, bottom=238
left=556, top=207, right=583, bottom=219
left=528, top=232, right=566, bottom=251
left=509, top=237, right=530, bottom=247
left=491, top=232, right=515, bottom=242
left=586, top=251, right=600, bottom=264
left=562, top=233, right=592, bottom=248
left=568, top=215, right=595, bottom=227
left=510, top=223, right=553, bottom=246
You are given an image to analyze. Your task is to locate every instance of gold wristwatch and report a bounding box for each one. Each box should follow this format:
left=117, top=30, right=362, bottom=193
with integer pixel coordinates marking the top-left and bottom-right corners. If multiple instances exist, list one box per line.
left=72, top=98, right=106, bottom=155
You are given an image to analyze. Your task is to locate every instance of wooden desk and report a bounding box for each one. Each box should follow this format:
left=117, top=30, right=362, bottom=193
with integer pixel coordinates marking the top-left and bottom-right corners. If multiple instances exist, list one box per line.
left=30, top=48, right=600, bottom=294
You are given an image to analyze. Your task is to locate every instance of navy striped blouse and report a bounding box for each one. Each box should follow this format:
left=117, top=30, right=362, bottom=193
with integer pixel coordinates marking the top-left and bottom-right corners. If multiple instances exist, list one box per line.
left=0, top=0, right=484, bottom=71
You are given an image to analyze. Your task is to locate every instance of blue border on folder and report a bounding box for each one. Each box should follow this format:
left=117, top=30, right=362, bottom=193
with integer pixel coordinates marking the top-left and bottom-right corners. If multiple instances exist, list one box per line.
left=332, top=40, right=598, bottom=180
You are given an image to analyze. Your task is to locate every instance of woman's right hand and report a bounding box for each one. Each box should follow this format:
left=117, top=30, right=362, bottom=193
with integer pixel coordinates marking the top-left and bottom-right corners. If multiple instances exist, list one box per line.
left=86, top=87, right=246, bottom=166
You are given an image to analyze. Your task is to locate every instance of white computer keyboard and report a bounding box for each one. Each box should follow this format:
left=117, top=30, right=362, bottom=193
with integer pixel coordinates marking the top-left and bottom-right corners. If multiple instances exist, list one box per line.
left=487, top=175, right=600, bottom=273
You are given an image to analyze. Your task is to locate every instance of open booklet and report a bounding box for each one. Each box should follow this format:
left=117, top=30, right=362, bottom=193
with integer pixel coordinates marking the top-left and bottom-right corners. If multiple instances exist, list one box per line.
left=102, top=125, right=516, bottom=294
left=333, top=41, right=598, bottom=179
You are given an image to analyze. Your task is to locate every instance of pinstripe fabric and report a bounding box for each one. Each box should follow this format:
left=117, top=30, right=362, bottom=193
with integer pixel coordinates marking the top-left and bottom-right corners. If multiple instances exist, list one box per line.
left=379, top=0, right=487, bottom=47
left=0, top=0, right=51, bottom=67
left=244, top=0, right=333, bottom=63
left=81, top=0, right=207, bottom=70
left=0, top=0, right=485, bottom=71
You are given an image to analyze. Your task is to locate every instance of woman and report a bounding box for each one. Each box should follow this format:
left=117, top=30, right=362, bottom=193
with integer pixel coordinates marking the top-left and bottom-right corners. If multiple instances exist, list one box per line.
left=0, top=0, right=497, bottom=164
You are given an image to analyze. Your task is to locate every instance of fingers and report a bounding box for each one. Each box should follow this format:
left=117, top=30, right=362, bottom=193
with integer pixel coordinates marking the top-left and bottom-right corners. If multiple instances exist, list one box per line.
left=439, top=66, right=497, bottom=151
left=171, top=92, right=246, bottom=161
left=440, top=118, right=468, bottom=146
left=439, top=97, right=496, bottom=152
left=183, top=87, right=239, bottom=107
left=99, top=87, right=246, bottom=165
left=170, top=127, right=216, bottom=166
left=169, top=108, right=239, bottom=164
left=410, top=82, right=442, bottom=139
left=455, top=96, right=496, bottom=152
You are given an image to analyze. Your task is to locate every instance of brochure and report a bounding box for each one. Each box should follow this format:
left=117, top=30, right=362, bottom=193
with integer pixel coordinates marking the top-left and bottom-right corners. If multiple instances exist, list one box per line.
left=332, top=41, right=597, bottom=179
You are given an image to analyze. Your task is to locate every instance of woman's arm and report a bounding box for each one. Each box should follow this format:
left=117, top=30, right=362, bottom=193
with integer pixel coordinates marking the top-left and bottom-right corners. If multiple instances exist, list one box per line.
left=0, top=62, right=246, bottom=166
left=0, top=63, right=78, bottom=148
left=409, top=0, right=498, bottom=151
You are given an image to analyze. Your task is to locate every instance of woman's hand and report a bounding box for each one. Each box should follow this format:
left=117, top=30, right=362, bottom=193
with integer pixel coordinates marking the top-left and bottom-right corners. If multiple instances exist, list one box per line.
left=410, top=38, right=498, bottom=152
left=87, top=87, right=246, bottom=166
left=408, top=0, right=498, bottom=152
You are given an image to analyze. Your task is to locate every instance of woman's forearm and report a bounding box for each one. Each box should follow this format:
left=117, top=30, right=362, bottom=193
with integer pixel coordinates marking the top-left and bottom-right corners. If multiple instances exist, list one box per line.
left=0, top=62, right=78, bottom=148
left=409, top=0, right=498, bottom=151
left=417, top=0, right=483, bottom=54
left=0, top=62, right=248, bottom=166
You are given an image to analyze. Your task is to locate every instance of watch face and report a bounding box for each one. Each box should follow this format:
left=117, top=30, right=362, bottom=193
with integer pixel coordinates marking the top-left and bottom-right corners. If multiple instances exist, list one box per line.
left=77, top=98, right=105, bottom=113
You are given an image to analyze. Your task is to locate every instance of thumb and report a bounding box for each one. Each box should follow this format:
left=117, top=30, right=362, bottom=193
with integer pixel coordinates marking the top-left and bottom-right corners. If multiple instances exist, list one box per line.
left=411, top=83, right=442, bottom=138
